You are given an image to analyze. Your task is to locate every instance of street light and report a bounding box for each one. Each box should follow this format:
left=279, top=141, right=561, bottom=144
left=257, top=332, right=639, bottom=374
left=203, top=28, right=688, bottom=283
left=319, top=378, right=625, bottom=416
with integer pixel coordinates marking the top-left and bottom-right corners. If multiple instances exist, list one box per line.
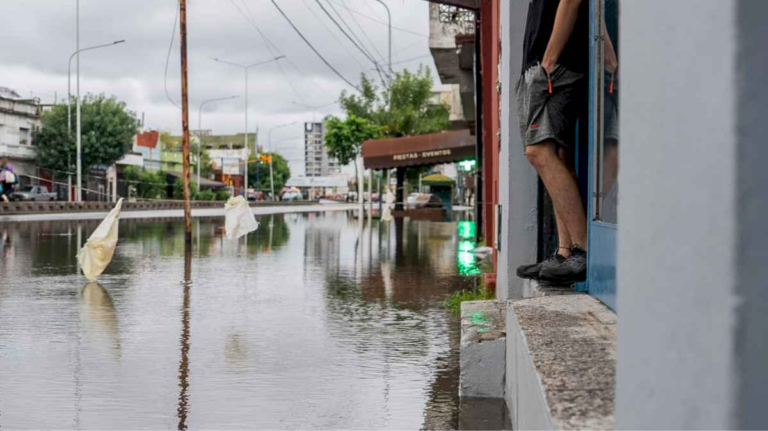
left=197, top=95, right=238, bottom=192
left=211, top=55, right=285, bottom=196
left=268, top=121, right=299, bottom=201
left=374, top=0, right=392, bottom=74
left=67, top=38, right=125, bottom=202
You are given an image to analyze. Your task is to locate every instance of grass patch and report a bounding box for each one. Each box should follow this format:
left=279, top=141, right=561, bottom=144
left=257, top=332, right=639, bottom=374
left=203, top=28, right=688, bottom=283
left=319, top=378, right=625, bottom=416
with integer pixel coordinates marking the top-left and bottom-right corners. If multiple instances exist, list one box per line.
left=444, top=287, right=494, bottom=315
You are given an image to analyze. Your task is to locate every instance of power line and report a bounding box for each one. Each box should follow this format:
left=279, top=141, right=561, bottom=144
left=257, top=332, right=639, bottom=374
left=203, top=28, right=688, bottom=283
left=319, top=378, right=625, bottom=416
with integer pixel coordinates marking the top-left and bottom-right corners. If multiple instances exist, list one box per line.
left=339, top=0, right=386, bottom=64
left=164, top=1, right=181, bottom=109
left=324, top=0, right=378, bottom=62
left=228, top=0, right=340, bottom=98
left=302, top=0, right=369, bottom=69
left=326, top=0, right=429, bottom=38
left=269, top=0, right=360, bottom=91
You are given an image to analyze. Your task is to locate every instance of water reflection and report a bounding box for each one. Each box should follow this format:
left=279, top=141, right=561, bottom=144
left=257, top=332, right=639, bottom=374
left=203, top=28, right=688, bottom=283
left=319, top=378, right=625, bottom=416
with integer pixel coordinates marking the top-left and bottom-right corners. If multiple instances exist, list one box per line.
left=0, top=211, right=480, bottom=429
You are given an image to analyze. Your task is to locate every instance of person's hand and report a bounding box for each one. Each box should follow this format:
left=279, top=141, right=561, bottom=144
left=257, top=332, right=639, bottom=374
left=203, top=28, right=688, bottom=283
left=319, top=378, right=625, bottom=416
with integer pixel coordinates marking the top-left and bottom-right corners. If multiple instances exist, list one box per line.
left=541, top=59, right=557, bottom=77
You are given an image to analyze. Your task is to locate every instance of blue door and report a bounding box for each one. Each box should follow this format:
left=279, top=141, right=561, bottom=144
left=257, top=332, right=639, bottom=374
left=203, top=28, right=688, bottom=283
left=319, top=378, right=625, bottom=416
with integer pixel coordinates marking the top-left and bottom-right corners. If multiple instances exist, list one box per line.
left=586, top=0, right=619, bottom=310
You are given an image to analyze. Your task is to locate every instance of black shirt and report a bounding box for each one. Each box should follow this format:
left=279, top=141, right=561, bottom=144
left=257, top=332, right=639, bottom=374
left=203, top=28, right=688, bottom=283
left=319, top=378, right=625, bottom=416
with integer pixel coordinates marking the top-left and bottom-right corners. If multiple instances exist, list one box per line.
left=521, top=0, right=589, bottom=74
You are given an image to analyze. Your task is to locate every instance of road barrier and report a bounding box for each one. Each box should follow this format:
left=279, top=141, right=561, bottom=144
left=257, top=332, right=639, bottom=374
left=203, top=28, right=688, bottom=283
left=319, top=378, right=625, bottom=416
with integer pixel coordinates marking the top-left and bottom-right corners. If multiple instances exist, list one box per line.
left=0, top=200, right=318, bottom=216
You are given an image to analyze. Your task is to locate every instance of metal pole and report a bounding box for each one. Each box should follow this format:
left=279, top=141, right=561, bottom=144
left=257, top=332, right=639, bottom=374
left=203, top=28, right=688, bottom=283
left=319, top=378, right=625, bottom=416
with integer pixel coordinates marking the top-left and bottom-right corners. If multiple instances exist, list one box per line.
left=244, top=69, right=249, bottom=197
left=179, top=0, right=192, bottom=244
left=375, top=0, right=392, bottom=74
left=368, top=169, right=373, bottom=218
left=76, top=0, right=81, bottom=202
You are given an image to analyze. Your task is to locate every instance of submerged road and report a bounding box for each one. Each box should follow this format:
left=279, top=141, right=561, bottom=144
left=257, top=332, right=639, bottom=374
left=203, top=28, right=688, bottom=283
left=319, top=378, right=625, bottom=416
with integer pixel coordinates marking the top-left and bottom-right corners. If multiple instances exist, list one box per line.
left=0, top=203, right=362, bottom=223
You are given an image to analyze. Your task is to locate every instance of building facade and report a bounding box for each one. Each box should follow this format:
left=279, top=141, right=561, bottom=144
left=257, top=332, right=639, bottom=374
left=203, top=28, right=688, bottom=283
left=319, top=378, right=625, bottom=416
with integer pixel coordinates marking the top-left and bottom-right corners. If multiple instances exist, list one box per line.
left=304, top=122, right=339, bottom=177
left=0, top=87, right=41, bottom=181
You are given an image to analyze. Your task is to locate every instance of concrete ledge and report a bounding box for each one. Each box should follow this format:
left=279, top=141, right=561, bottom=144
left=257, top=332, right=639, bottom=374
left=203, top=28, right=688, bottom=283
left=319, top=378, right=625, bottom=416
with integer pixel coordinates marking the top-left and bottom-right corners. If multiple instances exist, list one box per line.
left=506, top=294, right=616, bottom=430
left=460, top=300, right=506, bottom=398
left=0, top=200, right=318, bottom=215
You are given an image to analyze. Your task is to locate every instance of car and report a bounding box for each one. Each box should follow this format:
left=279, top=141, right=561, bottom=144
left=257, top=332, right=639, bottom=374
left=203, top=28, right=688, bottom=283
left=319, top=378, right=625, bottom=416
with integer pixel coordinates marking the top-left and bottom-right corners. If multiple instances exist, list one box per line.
left=281, top=191, right=302, bottom=202
left=406, top=193, right=443, bottom=209
left=11, top=185, right=57, bottom=202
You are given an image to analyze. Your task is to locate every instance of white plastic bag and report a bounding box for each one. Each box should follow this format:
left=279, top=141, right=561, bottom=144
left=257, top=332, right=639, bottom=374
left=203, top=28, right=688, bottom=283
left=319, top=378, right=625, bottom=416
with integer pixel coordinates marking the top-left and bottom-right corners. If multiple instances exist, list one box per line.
left=225, top=196, right=259, bottom=240
left=77, top=198, right=123, bottom=281
left=381, top=189, right=396, bottom=222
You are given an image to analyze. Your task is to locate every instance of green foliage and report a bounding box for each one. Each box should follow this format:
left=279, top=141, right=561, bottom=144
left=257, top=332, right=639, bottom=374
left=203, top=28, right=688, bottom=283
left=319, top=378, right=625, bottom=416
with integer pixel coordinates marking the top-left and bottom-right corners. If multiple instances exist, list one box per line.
left=196, top=190, right=216, bottom=201
left=124, top=166, right=167, bottom=199
left=339, top=66, right=451, bottom=138
left=247, top=152, right=291, bottom=193
left=191, top=143, right=214, bottom=178
left=324, top=115, right=381, bottom=167
left=443, top=287, right=494, bottom=315
left=215, top=189, right=231, bottom=201
left=172, top=178, right=198, bottom=200
left=35, top=94, right=139, bottom=173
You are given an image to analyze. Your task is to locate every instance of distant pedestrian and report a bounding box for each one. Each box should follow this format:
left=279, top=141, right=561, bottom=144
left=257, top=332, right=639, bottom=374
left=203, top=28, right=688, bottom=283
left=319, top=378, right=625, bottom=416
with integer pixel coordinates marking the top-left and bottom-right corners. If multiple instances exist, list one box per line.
left=0, top=156, right=17, bottom=203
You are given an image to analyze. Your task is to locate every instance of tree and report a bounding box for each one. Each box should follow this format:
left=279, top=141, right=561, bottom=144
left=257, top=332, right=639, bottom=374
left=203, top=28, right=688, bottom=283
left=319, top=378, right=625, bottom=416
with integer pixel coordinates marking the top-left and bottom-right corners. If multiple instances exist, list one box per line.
left=337, top=66, right=452, bottom=208
left=247, top=152, right=291, bottom=194
left=35, top=94, right=139, bottom=173
left=325, top=115, right=381, bottom=171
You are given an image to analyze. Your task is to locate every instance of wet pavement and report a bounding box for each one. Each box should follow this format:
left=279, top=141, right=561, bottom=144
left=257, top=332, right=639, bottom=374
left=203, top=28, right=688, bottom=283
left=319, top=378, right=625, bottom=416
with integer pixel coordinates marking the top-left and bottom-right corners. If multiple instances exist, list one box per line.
left=0, top=211, right=498, bottom=429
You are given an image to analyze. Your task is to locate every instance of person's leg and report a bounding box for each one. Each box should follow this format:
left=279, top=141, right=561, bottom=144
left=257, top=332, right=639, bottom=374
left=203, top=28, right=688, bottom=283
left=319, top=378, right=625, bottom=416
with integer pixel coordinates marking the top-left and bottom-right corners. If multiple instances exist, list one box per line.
left=526, top=140, right=587, bottom=249
left=553, top=145, right=577, bottom=257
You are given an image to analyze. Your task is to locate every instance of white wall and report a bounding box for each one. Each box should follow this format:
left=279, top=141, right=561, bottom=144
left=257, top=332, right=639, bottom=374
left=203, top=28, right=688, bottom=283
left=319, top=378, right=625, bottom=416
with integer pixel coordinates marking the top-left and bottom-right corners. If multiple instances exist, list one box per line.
left=617, top=0, right=768, bottom=428
left=497, top=0, right=538, bottom=300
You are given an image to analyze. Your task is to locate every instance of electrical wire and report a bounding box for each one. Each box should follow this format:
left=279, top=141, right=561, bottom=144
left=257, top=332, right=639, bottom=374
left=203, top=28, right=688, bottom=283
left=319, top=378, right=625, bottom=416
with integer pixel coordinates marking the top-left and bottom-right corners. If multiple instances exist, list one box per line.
left=303, top=0, right=370, bottom=69
left=164, top=1, right=181, bottom=110
left=326, top=0, right=429, bottom=38
left=228, top=0, right=336, bottom=100
left=339, top=0, right=386, bottom=65
left=269, top=0, right=360, bottom=91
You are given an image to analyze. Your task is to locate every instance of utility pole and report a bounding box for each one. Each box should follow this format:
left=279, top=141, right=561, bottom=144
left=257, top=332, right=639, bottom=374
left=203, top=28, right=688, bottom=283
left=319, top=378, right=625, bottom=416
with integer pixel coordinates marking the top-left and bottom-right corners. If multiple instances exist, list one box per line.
left=179, top=0, right=192, bottom=244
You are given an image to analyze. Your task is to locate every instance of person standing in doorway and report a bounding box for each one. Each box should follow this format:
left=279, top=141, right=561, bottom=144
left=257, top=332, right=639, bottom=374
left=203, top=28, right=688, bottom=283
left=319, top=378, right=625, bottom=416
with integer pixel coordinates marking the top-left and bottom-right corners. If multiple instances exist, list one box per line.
left=515, top=0, right=589, bottom=283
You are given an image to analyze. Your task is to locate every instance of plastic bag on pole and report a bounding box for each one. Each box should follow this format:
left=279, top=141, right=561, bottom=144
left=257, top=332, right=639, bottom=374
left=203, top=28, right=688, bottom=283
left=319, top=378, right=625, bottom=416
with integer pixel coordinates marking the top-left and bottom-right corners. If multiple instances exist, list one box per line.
left=225, top=196, right=259, bottom=240
left=77, top=198, right=123, bottom=281
left=381, top=190, right=396, bottom=222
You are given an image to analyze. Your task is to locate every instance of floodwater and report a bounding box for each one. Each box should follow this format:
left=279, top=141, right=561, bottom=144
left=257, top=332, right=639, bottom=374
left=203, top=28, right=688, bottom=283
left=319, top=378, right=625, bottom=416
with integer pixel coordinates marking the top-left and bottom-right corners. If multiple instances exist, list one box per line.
left=0, top=211, right=499, bottom=430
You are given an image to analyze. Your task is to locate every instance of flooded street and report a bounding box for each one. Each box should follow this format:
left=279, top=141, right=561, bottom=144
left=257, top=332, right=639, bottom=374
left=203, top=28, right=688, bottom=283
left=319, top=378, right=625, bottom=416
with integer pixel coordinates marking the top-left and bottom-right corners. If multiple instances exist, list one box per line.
left=0, top=211, right=481, bottom=429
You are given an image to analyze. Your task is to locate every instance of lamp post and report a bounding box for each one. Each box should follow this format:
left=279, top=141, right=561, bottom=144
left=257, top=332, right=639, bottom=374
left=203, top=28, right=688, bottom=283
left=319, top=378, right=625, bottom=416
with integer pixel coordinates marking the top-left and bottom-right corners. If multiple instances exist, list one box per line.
left=68, top=36, right=125, bottom=202
left=212, top=55, right=284, bottom=196
left=268, top=121, right=299, bottom=201
left=197, top=95, right=238, bottom=192
left=374, top=0, right=392, bottom=74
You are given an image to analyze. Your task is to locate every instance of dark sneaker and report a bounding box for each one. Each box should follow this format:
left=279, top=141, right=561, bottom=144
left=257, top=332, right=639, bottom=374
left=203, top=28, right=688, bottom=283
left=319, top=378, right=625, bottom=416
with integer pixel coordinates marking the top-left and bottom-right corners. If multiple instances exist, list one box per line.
left=516, top=253, right=566, bottom=280
left=539, top=246, right=587, bottom=283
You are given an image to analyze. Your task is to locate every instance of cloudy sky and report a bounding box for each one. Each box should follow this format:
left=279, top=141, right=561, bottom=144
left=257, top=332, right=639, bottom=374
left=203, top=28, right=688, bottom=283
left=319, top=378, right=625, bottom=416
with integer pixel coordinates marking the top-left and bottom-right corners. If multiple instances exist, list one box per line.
left=0, top=0, right=438, bottom=175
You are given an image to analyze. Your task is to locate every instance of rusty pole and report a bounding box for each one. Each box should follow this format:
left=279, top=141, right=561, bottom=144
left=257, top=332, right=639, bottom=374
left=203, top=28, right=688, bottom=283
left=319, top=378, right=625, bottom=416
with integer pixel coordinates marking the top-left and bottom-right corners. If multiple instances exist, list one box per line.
left=179, top=0, right=192, bottom=245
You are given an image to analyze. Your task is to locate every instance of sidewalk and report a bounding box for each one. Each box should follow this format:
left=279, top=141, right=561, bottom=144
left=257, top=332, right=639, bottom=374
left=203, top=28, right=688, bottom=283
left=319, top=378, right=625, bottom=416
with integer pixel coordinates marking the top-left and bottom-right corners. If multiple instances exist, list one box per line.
left=0, top=200, right=360, bottom=222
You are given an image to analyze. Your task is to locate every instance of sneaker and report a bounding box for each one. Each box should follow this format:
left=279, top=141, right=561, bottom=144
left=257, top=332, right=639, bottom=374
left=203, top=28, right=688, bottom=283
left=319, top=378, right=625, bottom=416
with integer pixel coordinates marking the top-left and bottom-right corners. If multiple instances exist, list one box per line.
left=516, top=253, right=566, bottom=280
left=539, top=246, right=587, bottom=283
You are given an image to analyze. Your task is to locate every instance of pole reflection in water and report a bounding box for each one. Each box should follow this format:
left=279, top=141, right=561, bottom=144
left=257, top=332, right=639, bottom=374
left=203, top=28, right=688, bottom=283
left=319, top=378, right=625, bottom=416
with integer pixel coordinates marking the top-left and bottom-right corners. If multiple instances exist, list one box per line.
left=177, top=246, right=192, bottom=430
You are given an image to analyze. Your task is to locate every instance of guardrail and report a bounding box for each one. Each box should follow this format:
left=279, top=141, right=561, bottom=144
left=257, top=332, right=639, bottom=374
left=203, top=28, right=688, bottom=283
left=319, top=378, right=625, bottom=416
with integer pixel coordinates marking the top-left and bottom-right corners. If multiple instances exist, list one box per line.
left=0, top=200, right=318, bottom=216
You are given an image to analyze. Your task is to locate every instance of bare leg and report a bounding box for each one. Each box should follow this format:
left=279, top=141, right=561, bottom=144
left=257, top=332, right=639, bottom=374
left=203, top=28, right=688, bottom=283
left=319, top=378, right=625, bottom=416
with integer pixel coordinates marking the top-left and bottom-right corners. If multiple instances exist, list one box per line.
left=526, top=140, right=587, bottom=249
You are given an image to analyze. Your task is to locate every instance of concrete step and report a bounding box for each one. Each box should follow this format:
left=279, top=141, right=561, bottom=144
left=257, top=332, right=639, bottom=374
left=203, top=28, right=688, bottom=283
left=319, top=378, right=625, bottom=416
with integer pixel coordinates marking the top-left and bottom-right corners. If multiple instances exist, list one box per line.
left=506, top=294, right=616, bottom=430
left=460, top=300, right=507, bottom=399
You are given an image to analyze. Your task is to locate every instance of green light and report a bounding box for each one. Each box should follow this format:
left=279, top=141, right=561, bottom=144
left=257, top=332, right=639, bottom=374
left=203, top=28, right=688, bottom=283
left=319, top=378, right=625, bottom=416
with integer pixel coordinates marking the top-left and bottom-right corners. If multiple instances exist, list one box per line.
left=458, top=221, right=476, bottom=239
left=459, top=159, right=476, bottom=172
left=457, top=240, right=482, bottom=276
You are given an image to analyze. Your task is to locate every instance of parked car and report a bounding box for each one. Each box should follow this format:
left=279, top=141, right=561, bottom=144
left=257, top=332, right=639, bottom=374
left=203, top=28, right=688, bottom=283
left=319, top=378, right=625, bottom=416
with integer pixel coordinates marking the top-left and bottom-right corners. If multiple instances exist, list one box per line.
left=11, top=185, right=57, bottom=202
left=281, top=191, right=302, bottom=202
left=406, top=193, right=443, bottom=209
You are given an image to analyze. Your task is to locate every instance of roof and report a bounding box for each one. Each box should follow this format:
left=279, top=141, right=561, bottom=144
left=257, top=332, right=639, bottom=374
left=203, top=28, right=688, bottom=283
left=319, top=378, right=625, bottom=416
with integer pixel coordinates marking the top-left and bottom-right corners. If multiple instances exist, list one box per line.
left=422, top=173, right=455, bottom=185
left=165, top=171, right=227, bottom=188
left=137, top=131, right=159, bottom=149
left=362, top=129, right=475, bottom=170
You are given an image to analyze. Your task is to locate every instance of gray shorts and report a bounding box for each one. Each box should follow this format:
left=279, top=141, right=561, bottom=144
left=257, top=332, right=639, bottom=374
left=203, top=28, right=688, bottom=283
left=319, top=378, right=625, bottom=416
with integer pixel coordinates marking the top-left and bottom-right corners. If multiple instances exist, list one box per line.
left=604, top=70, right=619, bottom=143
left=515, top=64, right=585, bottom=149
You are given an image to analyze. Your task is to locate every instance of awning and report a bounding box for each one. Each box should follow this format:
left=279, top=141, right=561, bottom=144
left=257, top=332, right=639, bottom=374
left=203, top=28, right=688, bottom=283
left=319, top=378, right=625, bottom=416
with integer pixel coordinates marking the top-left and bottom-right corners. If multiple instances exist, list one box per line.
left=362, top=129, right=475, bottom=170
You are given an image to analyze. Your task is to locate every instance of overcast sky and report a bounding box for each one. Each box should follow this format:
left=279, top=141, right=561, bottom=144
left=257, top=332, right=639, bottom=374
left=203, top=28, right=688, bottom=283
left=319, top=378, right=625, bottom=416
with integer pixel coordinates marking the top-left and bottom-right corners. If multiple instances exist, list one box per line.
left=0, top=0, right=438, bottom=175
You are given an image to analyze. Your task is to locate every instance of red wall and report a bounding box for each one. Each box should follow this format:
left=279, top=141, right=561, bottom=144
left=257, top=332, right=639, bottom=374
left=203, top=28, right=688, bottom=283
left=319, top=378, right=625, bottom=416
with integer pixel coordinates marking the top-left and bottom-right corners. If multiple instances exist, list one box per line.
left=480, top=0, right=500, bottom=268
